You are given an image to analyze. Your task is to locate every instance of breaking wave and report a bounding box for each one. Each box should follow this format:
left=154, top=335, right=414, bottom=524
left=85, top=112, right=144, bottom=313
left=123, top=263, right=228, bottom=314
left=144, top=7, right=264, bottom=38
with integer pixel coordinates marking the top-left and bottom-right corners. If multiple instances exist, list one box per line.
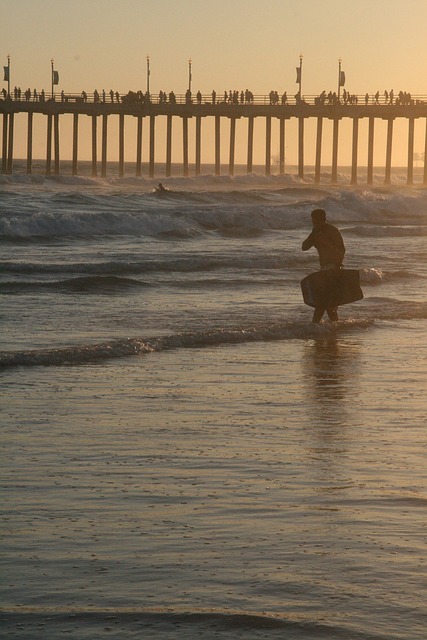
left=360, top=267, right=423, bottom=284
left=0, top=320, right=373, bottom=369
left=1, top=177, right=426, bottom=239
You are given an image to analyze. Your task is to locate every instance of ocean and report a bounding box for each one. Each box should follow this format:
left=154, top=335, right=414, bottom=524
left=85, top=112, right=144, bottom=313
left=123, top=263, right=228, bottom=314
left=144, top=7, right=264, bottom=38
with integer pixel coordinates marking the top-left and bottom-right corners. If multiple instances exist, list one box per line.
left=1, top=163, right=426, bottom=639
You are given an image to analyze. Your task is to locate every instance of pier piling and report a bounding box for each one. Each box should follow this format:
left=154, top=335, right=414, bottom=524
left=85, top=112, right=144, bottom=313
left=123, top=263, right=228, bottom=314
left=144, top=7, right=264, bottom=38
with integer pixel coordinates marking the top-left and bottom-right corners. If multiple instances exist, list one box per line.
left=315, top=116, right=323, bottom=183
left=119, top=114, right=125, bottom=177
left=7, top=112, right=14, bottom=174
left=46, top=113, right=52, bottom=176
left=298, top=117, right=304, bottom=179
left=367, top=117, right=375, bottom=185
left=195, top=115, right=201, bottom=176
left=183, top=116, right=189, bottom=177
left=72, top=113, right=79, bottom=175
left=351, top=118, right=359, bottom=185
left=407, top=117, right=414, bottom=185
left=91, top=115, right=97, bottom=177
left=136, top=115, right=143, bottom=177
left=331, top=118, right=339, bottom=183
left=385, top=118, right=394, bottom=185
left=54, top=113, right=60, bottom=174
left=1, top=94, right=427, bottom=183
left=27, top=112, right=33, bottom=174
left=229, top=117, right=236, bottom=176
left=265, top=116, right=271, bottom=176
left=101, top=114, right=108, bottom=177
left=279, top=118, right=285, bottom=175
left=149, top=115, right=155, bottom=178
left=247, top=116, right=254, bottom=174
left=2, top=113, right=7, bottom=173
left=424, top=118, right=427, bottom=185
left=166, top=115, right=172, bottom=177
left=215, top=115, right=221, bottom=176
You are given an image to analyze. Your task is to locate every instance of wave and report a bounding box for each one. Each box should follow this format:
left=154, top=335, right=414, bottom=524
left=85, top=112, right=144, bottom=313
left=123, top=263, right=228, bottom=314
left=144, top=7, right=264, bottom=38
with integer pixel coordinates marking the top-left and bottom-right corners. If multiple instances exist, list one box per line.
left=0, top=320, right=374, bottom=369
left=1, top=178, right=427, bottom=239
left=1, top=254, right=423, bottom=285
left=0, top=209, right=204, bottom=239
left=2, top=271, right=422, bottom=299
left=0, top=275, right=297, bottom=295
left=347, top=225, right=427, bottom=238
left=360, top=267, right=423, bottom=284
left=0, top=275, right=151, bottom=295
left=0, top=253, right=310, bottom=277
left=2, top=294, right=426, bottom=369
left=0, top=204, right=280, bottom=239
left=0, top=608, right=389, bottom=640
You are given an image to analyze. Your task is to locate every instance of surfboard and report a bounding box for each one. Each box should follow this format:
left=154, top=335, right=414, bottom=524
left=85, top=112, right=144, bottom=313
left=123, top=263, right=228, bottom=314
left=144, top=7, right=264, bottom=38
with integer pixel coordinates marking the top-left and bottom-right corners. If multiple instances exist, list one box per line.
left=301, top=269, right=363, bottom=308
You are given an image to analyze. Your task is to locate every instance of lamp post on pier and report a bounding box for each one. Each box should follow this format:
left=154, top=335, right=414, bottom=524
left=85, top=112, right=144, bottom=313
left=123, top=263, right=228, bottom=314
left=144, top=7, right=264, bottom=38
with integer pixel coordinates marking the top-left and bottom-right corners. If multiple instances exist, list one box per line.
left=4, top=55, right=11, bottom=97
left=188, top=58, right=192, bottom=93
left=338, top=58, right=345, bottom=102
left=296, top=54, right=303, bottom=100
left=146, top=55, right=150, bottom=96
left=50, top=59, right=59, bottom=99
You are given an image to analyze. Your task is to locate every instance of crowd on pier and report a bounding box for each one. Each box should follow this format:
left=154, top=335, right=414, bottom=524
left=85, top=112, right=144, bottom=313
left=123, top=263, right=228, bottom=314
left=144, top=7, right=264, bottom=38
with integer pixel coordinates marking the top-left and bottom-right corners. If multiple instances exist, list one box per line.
left=313, top=89, right=415, bottom=106
left=0, top=85, right=423, bottom=107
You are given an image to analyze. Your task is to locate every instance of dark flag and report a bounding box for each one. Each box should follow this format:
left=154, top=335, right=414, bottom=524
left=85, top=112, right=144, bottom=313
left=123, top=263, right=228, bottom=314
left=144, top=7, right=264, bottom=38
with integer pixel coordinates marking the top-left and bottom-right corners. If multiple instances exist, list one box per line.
left=339, top=71, right=346, bottom=87
left=3, top=66, right=9, bottom=82
left=53, top=70, right=59, bottom=85
left=296, top=67, right=301, bottom=84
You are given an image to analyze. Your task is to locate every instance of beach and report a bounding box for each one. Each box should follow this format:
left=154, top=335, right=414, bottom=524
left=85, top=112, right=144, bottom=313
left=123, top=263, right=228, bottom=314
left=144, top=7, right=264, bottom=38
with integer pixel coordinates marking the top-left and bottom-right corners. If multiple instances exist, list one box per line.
left=1, top=166, right=426, bottom=638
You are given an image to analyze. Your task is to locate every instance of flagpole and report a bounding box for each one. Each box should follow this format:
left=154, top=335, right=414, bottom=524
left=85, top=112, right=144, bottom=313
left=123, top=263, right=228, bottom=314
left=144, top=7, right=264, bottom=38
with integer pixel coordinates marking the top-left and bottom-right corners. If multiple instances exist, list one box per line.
left=299, top=54, right=303, bottom=98
left=7, top=55, right=10, bottom=97
left=338, top=58, right=342, bottom=102
left=51, top=58, right=54, bottom=99
left=188, top=58, right=192, bottom=93
left=146, top=55, right=150, bottom=96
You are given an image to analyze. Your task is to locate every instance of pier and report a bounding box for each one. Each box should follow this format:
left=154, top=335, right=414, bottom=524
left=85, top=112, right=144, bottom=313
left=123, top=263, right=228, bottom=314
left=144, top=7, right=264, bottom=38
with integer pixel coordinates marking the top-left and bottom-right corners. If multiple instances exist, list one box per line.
left=1, top=92, right=427, bottom=184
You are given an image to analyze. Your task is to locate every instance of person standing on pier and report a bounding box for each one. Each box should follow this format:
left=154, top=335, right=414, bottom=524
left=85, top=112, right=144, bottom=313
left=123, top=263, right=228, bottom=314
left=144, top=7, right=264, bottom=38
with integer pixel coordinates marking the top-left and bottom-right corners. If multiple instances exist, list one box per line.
left=302, top=209, right=346, bottom=323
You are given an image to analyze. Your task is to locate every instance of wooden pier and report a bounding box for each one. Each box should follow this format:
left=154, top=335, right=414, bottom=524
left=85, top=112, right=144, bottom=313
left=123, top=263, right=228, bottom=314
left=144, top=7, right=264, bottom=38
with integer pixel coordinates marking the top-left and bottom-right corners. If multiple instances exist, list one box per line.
left=1, top=93, right=427, bottom=184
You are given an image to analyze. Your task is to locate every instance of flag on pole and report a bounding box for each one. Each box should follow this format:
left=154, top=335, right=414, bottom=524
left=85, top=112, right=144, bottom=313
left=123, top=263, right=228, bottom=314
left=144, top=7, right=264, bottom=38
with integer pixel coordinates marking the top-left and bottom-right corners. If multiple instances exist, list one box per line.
left=296, top=67, right=301, bottom=84
left=339, top=71, right=346, bottom=87
left=53, top=70, right=59, bottom=85
left=3, top=66, right=9, bottom=82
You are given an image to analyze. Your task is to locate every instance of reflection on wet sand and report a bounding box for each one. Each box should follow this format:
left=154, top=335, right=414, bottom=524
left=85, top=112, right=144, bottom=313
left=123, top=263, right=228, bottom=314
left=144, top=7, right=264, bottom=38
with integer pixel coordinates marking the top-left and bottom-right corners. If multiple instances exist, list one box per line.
left=302, top=335, right=362, bottom=426
left=300, top=335, right=363, bottom=486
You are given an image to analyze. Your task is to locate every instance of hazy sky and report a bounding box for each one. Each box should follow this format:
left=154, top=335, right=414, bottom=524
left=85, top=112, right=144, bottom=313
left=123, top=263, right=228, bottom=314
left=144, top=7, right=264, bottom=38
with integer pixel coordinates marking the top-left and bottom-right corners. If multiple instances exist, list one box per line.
left=2, top=0, right=427, bottom=167
left=2, top=0, right=426, bottom=97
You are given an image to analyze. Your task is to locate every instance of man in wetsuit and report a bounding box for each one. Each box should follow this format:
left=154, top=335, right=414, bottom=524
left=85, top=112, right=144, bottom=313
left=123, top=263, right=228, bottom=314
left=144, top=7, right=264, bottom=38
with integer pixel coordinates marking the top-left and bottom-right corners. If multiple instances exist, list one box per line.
left=302, top=208, right=345, bottom=323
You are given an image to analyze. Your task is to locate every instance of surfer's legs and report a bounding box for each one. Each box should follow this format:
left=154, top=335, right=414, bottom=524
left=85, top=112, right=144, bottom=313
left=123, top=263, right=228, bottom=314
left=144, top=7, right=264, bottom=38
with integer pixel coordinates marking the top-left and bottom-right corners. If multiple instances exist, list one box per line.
left=326, top=307, right=338, bottom=322
left=312, top=307, right=325, bottom=323
left=312, top=306, right=338, bottom=323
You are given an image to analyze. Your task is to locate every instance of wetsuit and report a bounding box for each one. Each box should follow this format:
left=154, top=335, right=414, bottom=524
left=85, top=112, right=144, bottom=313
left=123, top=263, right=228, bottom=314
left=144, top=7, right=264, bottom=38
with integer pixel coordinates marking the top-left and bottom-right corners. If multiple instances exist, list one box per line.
left=302, top=221, right=345, bottom=322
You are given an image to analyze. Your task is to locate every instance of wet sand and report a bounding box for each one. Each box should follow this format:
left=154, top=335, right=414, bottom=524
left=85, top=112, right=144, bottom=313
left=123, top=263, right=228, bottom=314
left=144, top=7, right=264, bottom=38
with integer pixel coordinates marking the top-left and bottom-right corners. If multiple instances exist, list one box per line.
left=2, top=327, right=426, bottom=639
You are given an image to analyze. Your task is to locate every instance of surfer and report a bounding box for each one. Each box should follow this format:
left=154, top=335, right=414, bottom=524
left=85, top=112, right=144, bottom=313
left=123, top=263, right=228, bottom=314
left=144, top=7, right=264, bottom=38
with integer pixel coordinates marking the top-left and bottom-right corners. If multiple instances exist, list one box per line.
left=302, top=208, right=346, bottom=323
left=156, top=182, right=167, bottom=192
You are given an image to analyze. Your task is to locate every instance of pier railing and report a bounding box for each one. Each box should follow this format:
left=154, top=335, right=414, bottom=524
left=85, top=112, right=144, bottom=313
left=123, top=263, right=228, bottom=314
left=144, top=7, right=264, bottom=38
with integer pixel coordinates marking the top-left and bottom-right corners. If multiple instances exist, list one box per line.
left=2, top=91, right=427, bottom=107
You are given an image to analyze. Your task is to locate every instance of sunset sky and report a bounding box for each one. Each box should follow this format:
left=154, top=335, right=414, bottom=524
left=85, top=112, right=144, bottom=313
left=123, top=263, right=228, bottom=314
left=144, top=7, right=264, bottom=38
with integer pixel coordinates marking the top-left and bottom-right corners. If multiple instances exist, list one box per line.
left=2, top=0, right=427, bottom=167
